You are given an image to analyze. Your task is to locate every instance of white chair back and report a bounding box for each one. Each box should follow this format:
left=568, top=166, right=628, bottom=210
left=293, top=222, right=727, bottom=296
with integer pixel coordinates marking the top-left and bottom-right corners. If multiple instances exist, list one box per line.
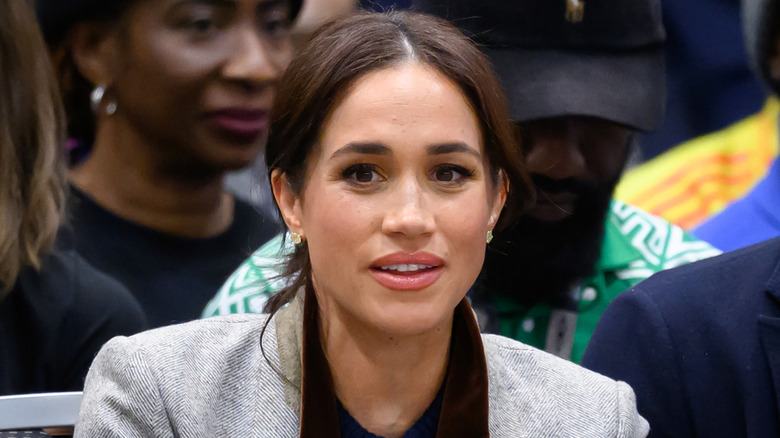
left=0, top=392, right=82, bottom=432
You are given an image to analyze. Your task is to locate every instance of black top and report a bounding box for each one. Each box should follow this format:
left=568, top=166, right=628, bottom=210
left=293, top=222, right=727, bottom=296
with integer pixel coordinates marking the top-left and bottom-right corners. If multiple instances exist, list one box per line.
left=337, top=388, right=443, bottom=438
left=0, top=249, right=147, bottom=396
left=65, top=185, right=279, bottom=328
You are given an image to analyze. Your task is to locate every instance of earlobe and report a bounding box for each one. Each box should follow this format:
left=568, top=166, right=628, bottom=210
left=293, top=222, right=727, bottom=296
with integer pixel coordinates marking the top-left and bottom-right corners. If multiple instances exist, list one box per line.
left=271, top=169, right=304, bottom=234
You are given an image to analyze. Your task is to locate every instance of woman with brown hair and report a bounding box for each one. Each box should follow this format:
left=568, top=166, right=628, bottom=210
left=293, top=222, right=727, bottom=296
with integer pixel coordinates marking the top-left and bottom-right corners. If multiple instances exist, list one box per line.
left=35, top=0, right=303, bottom=328
left=0, top=0, right=146, bottom=396
left=76, top=11, right=648, bottom=436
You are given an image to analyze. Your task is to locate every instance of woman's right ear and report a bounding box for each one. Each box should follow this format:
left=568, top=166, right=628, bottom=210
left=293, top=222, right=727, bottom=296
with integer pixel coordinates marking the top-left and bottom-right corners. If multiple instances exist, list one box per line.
left=271, top=169, right=305, bottom=235
left=69, top=21, right=120, bottom=87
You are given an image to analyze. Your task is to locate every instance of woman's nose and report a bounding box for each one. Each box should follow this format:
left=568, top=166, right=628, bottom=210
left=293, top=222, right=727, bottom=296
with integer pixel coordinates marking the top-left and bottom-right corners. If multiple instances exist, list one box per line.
left=222, top=28, right=287, bottom=84
left=381, top=178, right=436, bottom=239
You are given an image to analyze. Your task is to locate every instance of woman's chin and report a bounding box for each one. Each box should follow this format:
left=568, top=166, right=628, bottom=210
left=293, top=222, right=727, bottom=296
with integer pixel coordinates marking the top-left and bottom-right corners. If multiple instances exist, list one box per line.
left=366, top=303, right=455, bottom=338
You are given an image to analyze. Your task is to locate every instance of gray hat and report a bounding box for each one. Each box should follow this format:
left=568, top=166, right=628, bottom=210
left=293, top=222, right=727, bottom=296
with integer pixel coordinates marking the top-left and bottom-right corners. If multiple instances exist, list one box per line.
left=411, top=0, right=667, bottom=131
left=743, top=0, right=780, bottom=95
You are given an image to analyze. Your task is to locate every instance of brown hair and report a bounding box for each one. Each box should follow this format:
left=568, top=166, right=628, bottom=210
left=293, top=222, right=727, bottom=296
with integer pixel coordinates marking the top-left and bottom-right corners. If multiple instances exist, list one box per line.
left=0, top=1, right=67, bottom=295
left=263, top=10, right=533, bottom=313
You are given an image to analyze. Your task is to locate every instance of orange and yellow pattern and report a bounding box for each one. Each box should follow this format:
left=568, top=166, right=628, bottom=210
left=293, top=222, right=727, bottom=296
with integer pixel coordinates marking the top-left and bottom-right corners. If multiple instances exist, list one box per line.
left=616, top=97, right=779, bottom=230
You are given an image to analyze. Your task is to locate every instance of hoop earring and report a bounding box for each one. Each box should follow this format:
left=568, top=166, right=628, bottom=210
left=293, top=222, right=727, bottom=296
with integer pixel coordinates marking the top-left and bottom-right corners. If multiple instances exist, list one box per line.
left=486, top=230, right=494, bottom=244
left=290, top=232, right=303, bottom=245
left=90, top=84, right=117, bottom=115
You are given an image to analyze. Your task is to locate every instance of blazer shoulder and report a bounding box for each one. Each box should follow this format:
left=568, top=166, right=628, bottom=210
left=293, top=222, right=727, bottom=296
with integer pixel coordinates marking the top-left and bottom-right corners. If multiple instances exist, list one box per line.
left=77, top=314, right=295, bottom=436
left=650, top=235, right=780, bottom=284
left=482, top=333, right=624, bottom=387
left=98, top=314, right=275, bottom=376
left=483, top=334, right=649, bottom=436
left=624, top=236, right=780, bottom=314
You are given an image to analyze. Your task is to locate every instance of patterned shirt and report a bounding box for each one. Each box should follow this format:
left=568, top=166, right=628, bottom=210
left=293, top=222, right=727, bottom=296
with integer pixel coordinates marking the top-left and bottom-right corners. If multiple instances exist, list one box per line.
left=202, top=200, right=719, bottom=363
left=488, top=201, right=720, bottom=363
left=202, top=234, right=292, bottom=317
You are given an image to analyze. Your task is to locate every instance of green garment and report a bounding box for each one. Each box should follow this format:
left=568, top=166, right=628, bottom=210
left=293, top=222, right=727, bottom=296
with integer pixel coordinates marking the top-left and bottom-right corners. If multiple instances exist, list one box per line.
left=202, top=200, right=719, bottom=363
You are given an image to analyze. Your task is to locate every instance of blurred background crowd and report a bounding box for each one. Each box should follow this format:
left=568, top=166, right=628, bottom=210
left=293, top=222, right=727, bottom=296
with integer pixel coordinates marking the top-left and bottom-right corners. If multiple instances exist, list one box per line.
left=2, top=0, right=780, bottom=436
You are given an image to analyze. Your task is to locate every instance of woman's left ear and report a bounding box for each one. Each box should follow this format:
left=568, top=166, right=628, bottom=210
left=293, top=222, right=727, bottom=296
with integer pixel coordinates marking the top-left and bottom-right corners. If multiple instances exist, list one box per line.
left=271, top=169, right=304, bottom=234
left=488, top=171, right=508, bottom=230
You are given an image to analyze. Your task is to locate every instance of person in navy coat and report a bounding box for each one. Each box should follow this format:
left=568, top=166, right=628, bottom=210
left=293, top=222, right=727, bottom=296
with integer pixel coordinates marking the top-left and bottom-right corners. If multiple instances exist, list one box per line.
left=582, top=235, right=780, bottom=436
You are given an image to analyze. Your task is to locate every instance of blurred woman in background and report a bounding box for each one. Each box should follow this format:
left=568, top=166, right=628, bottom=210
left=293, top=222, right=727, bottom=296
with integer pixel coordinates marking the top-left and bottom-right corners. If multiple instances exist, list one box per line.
left=35, top=0, right=303, bottom=327
left=0, top=0, right=145, bottom=395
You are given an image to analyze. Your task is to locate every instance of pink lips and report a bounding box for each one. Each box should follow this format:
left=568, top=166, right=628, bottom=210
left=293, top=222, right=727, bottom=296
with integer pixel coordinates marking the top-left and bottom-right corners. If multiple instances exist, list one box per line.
left=206, top=108, right=269, bottom=143
left=369, top=252, right=444, bottom=291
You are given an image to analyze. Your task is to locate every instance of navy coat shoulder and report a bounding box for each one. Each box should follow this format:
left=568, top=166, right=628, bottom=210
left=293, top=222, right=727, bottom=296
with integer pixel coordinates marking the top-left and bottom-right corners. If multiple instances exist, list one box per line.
left=582, top=236, right=780, bottom=437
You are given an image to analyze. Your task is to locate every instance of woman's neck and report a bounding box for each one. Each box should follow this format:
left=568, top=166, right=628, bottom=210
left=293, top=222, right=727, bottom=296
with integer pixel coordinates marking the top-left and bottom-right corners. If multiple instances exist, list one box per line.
left=320, top=309, right=452, bottom=438
left=70, top=121, right=234, bottom=238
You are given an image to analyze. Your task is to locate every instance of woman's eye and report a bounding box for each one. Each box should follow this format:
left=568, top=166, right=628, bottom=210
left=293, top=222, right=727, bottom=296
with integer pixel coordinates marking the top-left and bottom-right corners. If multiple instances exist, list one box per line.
left=191, top=18, right=215, bottom=33
left=259, top=6, right=292, bottom=39
left=435, top=168, right=456, bottom=182
left=355, top=169, right=375, bottom=182
left=342, top=164, right=381, bottom=185
left=433, top=165, right=471, bottom=183
left=173, top=6, right=226, bottom=37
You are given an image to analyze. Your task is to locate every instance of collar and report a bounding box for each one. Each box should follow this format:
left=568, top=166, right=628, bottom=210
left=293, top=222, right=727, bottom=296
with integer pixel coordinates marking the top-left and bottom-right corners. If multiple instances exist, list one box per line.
left=274, top=289, right=305, bottom=416
left=290, top=287, right=490, bottom=438
left=593, top=200, right=645, bottom=272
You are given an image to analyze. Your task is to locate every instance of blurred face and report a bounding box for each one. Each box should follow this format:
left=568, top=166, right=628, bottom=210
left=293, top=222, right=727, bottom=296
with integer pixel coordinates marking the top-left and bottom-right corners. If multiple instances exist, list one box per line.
left=482, top=116, right=633, bottom=303
left=276, top=64, right=505, bottom=336
left=109, top=0, right=295, bottom=174
left=519, top=116, right=633, bottom=222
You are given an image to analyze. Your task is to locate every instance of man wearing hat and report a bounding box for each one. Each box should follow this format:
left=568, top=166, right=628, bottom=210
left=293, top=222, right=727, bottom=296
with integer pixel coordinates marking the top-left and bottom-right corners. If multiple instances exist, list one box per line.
left=205, top=0, right=718, bottom=364
left=404, top=0, right=719, bottom=363
left=583, top=0, right=780, bottom=434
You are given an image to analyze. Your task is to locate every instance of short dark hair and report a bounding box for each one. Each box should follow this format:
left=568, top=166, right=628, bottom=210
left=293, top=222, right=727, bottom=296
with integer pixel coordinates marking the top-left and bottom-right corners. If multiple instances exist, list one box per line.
left=264, top=10, right=533, bottom=313
left=41, top=0, right=135, bottom=150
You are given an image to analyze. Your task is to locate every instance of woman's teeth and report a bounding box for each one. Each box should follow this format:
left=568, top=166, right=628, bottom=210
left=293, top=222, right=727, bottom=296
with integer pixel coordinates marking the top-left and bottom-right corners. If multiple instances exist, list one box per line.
left=379, top=264, right=433, bottom=272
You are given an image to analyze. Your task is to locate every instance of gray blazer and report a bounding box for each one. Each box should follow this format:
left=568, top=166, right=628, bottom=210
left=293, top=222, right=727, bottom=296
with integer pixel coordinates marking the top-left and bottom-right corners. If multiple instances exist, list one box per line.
left=75, top=296, right=648, bottom=437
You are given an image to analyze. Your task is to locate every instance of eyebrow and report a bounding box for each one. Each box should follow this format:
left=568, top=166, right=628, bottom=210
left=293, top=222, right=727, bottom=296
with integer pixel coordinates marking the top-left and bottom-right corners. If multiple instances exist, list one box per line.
left=330, top=142, right=391, bottom=159
left=330, top=142, right=481, bottom=160
left=176, top=0, right=233, bottom=5
left=171, top=0, right=235, bottom=10
left=173, top=0, right=288, bottom=13
left=427, top=142, right=481, bottom=158
left=258, top=0, right=289, bottom=8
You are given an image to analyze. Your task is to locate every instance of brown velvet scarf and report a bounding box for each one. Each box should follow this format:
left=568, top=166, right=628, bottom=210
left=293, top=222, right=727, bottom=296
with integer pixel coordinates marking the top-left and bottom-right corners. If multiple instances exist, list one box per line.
left=299, top=287, right=490, bottom=438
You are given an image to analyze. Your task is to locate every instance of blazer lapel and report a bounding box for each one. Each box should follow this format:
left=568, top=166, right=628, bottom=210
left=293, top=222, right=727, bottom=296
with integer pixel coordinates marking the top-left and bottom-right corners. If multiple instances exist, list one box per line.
left=299, top=287, right=340, bottom=438
left=435, top=300, right=490, bottom=438
left=274, top=289, right=305, bottom=416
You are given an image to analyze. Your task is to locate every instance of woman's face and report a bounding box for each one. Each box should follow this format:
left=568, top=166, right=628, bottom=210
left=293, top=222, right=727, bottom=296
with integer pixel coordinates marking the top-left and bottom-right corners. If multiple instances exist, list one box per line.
left=276, top=63, right=506, bottom=336
left=107, top=0, right=294, bottom=173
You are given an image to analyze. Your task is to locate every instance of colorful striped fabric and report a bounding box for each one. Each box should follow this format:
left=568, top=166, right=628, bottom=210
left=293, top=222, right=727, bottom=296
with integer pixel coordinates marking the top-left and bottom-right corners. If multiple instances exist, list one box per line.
left=615, top=97, right=779, bottom=230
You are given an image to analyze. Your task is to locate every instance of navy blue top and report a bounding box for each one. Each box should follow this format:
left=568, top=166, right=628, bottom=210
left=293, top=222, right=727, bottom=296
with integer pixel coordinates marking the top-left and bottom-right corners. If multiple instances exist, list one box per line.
left=582, top=236, right=780, bottom=437
left=338, top=387, right=444, bottom=438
